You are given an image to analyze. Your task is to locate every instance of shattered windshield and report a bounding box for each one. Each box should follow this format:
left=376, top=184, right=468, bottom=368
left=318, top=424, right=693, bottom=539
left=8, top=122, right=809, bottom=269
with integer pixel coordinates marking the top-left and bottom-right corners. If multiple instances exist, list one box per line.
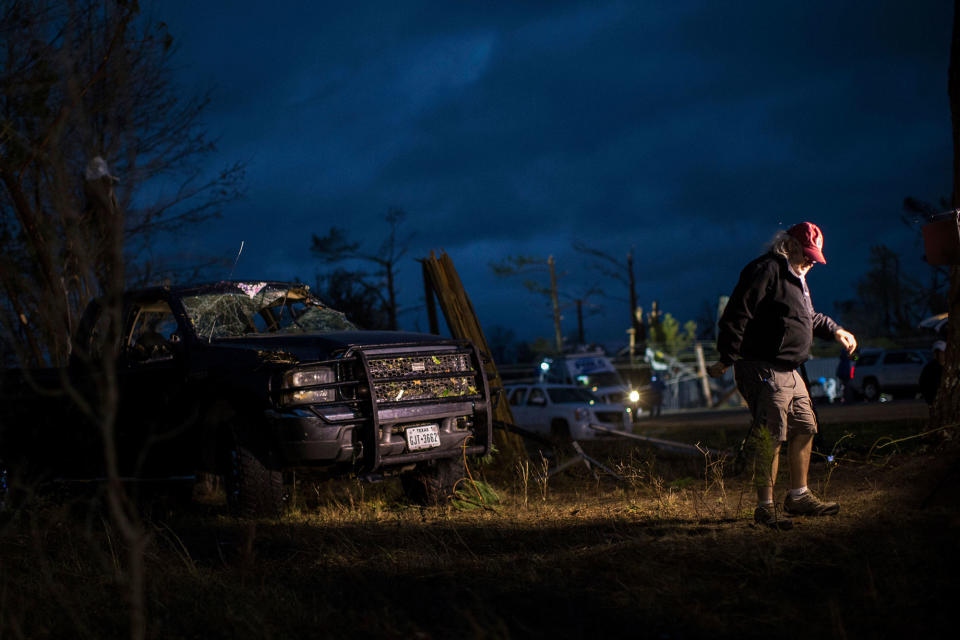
left=181, top=283, right=357, bottom=339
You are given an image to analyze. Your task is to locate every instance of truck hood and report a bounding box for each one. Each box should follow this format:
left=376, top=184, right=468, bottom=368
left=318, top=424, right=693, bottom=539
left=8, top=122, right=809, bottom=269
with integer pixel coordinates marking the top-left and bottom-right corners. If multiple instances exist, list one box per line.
left=209, top=330, right=456, bottom=362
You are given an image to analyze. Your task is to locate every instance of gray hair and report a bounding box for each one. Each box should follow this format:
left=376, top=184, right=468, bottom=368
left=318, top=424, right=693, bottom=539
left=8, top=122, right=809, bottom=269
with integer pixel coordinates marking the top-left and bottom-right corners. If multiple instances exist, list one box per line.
left=769, top=231, right=803, bottom=263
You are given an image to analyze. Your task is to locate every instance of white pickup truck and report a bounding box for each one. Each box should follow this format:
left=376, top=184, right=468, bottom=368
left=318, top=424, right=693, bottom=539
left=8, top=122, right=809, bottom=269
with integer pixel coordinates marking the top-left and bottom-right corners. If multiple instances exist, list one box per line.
left=505, top=383, right=632, bottom=441
left=538, top=351, right=640, bottom=419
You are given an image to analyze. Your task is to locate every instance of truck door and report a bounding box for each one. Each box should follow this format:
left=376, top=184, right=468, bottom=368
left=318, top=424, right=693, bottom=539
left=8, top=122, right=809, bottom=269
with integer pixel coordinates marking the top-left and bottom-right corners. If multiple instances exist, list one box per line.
left=116, top=298, right=196, bottom=477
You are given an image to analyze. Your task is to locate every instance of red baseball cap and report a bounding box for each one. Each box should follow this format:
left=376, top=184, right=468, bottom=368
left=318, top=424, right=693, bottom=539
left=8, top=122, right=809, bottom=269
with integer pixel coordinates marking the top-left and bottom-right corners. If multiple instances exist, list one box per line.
left=787, top=222, right=826, bottom=264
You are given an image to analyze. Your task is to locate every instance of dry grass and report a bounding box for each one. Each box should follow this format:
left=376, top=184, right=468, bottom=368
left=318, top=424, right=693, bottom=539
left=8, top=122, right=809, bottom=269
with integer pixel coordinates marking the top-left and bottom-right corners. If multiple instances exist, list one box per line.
left=2, top=411, right=958, bottom=639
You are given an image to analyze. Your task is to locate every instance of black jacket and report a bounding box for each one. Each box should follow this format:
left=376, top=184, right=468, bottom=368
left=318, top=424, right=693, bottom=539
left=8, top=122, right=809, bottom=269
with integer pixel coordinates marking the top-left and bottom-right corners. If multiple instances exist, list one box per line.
left=717, top=253, right=840, bottom=369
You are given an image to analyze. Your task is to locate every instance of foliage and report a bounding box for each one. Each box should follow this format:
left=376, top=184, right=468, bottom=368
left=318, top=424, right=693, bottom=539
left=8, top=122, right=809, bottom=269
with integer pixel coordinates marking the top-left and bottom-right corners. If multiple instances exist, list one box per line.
left=451, top=478, right=501, bottom=511
left=310, top=207, right=411, bottom=330
left=648, top=313, right=697, bottom=356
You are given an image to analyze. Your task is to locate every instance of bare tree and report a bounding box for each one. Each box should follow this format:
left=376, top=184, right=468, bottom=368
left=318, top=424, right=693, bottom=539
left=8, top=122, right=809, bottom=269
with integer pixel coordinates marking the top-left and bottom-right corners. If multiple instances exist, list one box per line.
left=573, top=242, right=644, bottom=351
left=310, top=207, right=412, bottom=330
left=0, top=3, right=244, bottom=638
left=0, top=0, right=243, bottom=366
left=489, top=254, right=601, bottom=352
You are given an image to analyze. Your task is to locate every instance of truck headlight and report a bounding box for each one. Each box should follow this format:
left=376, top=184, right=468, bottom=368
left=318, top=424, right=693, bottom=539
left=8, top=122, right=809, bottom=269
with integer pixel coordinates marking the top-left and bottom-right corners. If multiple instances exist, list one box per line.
left=628, top=390, right=640, bottom=404
left=281, top=366, right=335, bottom=405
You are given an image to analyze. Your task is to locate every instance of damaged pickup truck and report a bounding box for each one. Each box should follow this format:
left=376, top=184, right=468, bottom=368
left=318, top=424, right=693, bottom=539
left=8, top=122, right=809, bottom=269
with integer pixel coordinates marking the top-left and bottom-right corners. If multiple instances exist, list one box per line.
left=0, top=281, right=492, bottom=516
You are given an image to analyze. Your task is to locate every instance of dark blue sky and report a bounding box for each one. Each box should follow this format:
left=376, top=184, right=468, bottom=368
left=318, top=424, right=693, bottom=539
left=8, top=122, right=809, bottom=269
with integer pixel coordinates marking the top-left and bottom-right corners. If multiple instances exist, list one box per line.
left=155, top=1, right=954, bottom=348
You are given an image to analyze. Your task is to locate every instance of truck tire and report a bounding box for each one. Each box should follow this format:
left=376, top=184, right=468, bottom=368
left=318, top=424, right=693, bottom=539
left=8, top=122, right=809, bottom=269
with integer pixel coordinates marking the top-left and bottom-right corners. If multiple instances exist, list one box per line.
left=224, top=444, right=284, bottom=518
left=401, top=457, right=465, bottom=506
left=863, top=378, right=880, bottom=402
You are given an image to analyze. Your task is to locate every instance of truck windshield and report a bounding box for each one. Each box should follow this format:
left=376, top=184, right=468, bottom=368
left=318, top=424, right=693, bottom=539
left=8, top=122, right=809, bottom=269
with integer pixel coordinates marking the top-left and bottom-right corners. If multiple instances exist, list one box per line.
left=181, top=283, right=357, bottom=339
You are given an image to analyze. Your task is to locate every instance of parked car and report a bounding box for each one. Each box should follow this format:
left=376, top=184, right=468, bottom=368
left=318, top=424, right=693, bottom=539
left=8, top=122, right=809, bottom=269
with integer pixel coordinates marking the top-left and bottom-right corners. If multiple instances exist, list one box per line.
left=505, top=383, right=632, bottom=440
left=850, top=348, right=931, bottom=401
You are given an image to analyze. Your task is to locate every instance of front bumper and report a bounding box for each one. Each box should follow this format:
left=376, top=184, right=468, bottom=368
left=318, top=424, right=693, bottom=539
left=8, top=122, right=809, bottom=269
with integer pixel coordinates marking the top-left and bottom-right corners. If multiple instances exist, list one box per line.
left=267, top=402, right=485, bottom=468
left=271, top=340, right=493, bottom=472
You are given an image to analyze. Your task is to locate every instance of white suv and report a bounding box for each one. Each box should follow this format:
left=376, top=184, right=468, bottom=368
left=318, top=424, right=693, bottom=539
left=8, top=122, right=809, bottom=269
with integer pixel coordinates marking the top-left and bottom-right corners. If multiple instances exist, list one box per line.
left=850, top=348, right=930, bottom=401
left=505, top=383, right=632, bottom=440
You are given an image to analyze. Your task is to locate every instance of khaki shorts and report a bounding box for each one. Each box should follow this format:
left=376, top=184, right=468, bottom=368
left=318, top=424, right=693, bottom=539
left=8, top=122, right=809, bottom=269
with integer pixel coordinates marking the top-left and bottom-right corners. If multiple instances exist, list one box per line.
left=734, top=360, right=818, bottom=443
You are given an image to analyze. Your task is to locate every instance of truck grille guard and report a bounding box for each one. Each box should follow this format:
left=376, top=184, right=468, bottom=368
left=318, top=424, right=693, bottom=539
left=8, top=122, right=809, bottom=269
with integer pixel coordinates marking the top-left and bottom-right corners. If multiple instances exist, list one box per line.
left=276, top=339, right=492, bottom=471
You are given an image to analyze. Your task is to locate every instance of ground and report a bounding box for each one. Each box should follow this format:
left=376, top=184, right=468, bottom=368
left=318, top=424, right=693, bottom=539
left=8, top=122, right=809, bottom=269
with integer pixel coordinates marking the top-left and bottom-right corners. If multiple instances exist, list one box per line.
left=1, top=399, right=957, bottom=639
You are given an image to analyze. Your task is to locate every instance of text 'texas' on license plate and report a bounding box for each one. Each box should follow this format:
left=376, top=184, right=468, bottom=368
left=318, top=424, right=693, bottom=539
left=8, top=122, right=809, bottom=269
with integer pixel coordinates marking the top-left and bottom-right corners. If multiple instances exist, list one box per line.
left=405, top=424, right=441, bottom=451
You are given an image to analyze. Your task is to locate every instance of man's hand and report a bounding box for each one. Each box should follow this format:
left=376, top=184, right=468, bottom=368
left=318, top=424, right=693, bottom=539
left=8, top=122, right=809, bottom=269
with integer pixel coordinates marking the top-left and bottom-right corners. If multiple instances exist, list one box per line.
left=835, top=328, right=857, bottom=354
left=707, top=361, right=729, bottom=378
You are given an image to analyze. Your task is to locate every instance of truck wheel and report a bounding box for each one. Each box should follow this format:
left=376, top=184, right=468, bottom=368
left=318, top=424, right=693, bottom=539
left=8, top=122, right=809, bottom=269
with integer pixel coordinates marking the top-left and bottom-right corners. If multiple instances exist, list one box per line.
left=401, top=457, right=465, bottom=506
left=863, top=378, right=880, bottom=402
left=223, top=444, right=284, bottom=518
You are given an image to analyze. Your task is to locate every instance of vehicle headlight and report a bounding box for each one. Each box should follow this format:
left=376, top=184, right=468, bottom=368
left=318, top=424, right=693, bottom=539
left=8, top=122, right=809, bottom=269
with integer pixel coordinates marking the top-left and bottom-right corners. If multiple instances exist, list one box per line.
left=575, top=407, right=589, bottom=421
left=628, top=390, right=640, bottom=403
left=281, top=366, right=335, bottom=405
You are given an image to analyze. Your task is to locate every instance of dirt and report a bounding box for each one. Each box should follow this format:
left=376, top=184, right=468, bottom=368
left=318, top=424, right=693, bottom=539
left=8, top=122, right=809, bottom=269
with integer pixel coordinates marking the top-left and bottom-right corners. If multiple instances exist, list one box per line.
left=1, top=402, right=956, bottom=639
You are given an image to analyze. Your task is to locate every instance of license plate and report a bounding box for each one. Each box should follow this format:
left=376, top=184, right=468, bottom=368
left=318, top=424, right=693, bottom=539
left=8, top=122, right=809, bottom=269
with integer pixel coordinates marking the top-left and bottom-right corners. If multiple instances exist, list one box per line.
left=405, top=424, right=441, bottom=451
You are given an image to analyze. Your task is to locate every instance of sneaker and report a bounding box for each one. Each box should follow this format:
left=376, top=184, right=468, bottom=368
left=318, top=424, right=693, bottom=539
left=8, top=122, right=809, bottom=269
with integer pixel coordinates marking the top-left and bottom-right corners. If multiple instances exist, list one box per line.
left=784, top=490, right=839, bottom=516
left=754, top=504, right=793, bottom=530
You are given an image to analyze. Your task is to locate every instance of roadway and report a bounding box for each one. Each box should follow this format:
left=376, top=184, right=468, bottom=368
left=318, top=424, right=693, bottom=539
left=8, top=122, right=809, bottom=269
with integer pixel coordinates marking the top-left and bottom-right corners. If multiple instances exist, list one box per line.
left=645, top=398, right=929, bottom=429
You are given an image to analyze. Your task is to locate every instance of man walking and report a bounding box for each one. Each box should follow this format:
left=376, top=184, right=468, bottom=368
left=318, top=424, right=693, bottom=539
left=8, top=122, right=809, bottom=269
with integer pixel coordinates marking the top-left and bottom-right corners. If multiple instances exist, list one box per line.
left=707, top=222, right=857, bottom=529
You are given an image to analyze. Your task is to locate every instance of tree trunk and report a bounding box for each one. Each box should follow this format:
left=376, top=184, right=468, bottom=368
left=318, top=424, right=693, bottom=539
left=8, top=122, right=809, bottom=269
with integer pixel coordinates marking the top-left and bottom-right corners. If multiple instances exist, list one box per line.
left=386, top=262, right=397, bottom=330
left=934, top=0, right=960, bottom=427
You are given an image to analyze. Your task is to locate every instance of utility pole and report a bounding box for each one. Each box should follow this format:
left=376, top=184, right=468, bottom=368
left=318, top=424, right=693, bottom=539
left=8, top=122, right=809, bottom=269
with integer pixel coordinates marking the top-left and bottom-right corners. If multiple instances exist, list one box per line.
left=628, top=248, right=639, bottom=337
left=576, top=299, right=585, bottom=346
left=549, top=255, right=563, bottom=353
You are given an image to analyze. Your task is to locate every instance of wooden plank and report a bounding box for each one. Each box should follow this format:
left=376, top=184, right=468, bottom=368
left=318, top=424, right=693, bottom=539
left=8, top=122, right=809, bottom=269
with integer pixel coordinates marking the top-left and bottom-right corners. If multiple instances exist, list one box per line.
left=421, top=259, right=440, bottom=335
left=694, top=343, right=712, bottom=409
left=421, top=250, right=527, bottom=462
